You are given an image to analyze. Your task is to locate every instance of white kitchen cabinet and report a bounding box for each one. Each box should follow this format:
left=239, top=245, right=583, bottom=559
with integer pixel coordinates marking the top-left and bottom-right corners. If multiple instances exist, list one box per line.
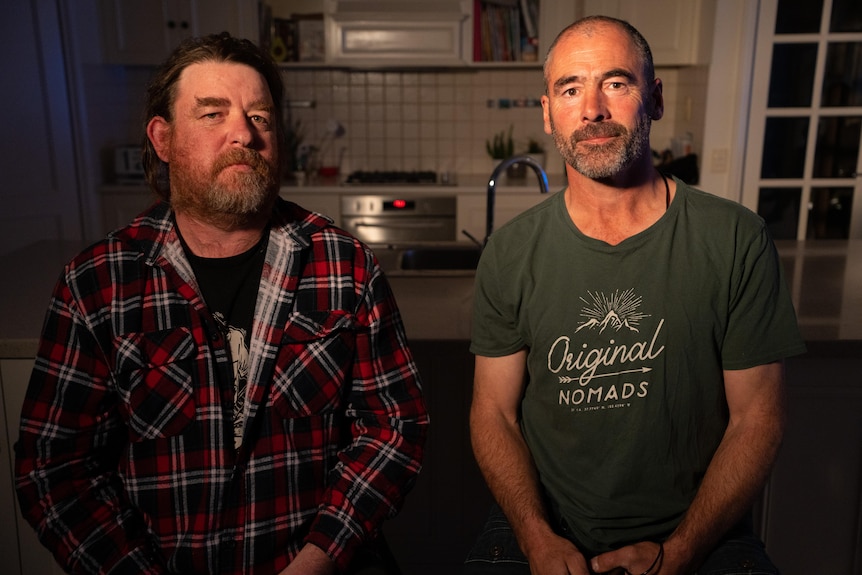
left=579, top=0, right=715, bottom=66
left=269, top=0, right=469, bottom=68
left=99, top=0, right=260, bottom=65
left=269, top=0, right=574, bottom=69
left=280, top=190, right=342, bottom=226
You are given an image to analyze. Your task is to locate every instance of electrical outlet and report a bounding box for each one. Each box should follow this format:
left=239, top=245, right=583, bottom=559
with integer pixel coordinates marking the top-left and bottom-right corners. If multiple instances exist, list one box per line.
left=710, top=148, right=729, bottom=173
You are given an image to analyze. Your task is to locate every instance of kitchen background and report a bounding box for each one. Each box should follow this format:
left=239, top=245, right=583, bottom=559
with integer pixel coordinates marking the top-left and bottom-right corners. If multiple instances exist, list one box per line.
left=101, top=63, right=707, bottom=181
left=2, top=1, right=861, bottom=575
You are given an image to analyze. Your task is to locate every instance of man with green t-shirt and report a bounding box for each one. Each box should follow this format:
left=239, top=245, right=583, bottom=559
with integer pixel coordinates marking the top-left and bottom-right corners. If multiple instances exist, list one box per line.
left=465, top=16, right=806, bottom=575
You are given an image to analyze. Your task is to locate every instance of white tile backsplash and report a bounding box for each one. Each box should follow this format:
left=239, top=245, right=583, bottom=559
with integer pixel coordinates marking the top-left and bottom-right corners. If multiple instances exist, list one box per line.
left=283, top=66, right=705, bottom=179
left=93, top=64, right=705, bottom=183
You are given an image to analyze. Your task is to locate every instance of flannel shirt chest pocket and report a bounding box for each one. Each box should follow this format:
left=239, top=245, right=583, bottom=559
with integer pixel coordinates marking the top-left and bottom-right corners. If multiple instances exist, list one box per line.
left=113, top=327, right=197, bottom=441
left=272, top=310, right=358, bottom=418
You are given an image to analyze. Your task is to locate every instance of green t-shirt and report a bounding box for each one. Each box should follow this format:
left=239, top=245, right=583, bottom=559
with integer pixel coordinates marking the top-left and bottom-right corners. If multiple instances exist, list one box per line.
left=470, top=179, right=806, bottom=553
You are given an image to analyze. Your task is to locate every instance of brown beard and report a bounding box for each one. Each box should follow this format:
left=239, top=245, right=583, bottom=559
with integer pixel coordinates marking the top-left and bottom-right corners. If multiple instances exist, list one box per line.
left=551, top=114, right=651, bottom=179
left=169, top=147, right=280, bottom=229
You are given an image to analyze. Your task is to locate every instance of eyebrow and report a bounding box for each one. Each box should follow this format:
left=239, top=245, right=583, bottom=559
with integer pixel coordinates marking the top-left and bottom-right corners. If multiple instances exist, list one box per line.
left=553, top=68, right=639, bottom=92
left=194, top=96, right=230, bottom=109
left=193, top=97, right=274, bottom=113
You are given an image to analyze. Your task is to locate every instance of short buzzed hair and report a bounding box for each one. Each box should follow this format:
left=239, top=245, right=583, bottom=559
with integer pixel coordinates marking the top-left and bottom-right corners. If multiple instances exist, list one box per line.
left=543, top=16, right=655, bottom=95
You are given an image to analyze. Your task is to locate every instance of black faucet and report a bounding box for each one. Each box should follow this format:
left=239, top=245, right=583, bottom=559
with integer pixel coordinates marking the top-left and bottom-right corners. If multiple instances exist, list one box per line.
left=478, top=155, right=549, bottom=246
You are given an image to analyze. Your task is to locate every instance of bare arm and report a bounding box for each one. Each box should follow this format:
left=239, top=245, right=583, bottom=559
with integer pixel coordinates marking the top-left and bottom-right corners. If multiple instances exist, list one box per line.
left=471, top=352, right=590, bottom=575
left=278, top=544, right=336, bottom=575
left=592, top=361, right=787, bottom=574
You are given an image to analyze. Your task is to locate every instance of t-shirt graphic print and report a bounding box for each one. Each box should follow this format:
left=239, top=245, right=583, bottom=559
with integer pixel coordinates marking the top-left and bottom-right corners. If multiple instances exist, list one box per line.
left=550, top=288, right=664, bottom=413
left=214, top=311, right=250, bottom=449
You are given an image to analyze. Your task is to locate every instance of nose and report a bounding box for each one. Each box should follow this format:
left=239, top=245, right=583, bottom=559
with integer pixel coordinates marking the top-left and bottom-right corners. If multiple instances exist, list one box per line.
left=582, top=85, right=608, bottom=122
left=229, top=115, right=255, bottom=147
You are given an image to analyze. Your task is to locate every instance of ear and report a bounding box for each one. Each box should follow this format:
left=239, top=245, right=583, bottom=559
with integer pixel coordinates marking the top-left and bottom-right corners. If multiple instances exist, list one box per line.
left=650, top=78, right=664, bottom=121
left=146, top=116, right=172, bottom=162
left=541, top=95, right=553, bottom=135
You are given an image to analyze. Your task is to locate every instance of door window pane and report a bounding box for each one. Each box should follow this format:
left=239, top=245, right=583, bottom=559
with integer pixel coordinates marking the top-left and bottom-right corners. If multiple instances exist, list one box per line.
left=758, top=187, right=802, bottom=239
left=769, top=43, right=818, bottom=107
left=807, top=187, right=854, bottom=238
left=830, top=0, right=862, bottom=32
left=821, top=42, right=862, bottom=107
left=776, top=0, right=823, bottom=33
left=761, top=117, right=809, bottom=178
left=813, top=116, right=862, bottom=178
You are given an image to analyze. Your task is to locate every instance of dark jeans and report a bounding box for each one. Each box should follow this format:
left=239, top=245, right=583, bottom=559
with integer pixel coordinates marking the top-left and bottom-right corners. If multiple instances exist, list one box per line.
left=463, top=505, right=780, bottom=575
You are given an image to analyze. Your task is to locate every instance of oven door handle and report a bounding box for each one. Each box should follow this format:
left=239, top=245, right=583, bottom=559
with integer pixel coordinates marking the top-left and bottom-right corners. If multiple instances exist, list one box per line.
left=354, top=220, right=451, bottom=229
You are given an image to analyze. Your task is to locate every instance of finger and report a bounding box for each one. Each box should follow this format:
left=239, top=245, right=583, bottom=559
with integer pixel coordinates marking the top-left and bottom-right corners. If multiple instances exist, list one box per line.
left=590, top=549, right=623, bottom=574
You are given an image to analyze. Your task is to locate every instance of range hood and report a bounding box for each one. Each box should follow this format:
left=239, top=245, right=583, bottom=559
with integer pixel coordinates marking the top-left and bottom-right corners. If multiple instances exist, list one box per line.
left=327, top=0, right=469, bottom=67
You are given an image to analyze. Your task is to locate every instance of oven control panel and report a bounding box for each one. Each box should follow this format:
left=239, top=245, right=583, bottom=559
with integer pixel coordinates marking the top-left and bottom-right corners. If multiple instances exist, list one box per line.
left=341, top=195, right=455, bottom=217
left=340, top=195, right=457, bottom=243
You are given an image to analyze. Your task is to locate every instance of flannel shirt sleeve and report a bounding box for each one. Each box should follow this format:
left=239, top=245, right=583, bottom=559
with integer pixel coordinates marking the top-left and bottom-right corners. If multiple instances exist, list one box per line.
left=304, top=262, right=429, bottom=570
left=14, top=274, right=166, bottom=575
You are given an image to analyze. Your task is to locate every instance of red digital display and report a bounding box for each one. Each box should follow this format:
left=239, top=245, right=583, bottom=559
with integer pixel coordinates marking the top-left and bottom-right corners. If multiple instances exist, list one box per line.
left=384, top=199, right=415, bottom=211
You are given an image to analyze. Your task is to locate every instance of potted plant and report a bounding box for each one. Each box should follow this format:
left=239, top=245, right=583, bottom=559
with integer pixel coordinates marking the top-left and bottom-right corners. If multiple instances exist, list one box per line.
left=486, top=125, right=527, bottom=178
left=525, top=137, right=546, bottom=169
left=486, top=125, right=515, bottom=161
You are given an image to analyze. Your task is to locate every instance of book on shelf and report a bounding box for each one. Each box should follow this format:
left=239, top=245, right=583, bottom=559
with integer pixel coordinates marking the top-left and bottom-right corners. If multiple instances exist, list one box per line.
left=474, top=0, right=539, bottom=62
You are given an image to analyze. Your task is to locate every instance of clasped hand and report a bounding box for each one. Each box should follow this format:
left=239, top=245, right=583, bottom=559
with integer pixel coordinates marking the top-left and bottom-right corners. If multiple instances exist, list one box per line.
left=526, top=535, right=664, bottom=575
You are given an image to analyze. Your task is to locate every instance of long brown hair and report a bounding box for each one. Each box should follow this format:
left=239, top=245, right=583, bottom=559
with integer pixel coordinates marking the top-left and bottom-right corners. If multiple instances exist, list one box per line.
left=141, top=32, right=285, bottom=200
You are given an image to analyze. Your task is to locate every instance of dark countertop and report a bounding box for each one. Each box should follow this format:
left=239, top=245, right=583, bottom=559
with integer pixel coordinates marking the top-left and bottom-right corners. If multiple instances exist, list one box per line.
left=1, top=239, right=860, bottom=357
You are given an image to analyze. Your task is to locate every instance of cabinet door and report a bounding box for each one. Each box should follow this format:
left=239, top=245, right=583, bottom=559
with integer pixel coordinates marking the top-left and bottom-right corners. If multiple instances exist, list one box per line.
left=280, top=191, right=341, bottom=226
left=0, top=360, right=21, bottom=575
left=100, top=0, right=259, bottom=65
left=1, top=359, right=65, bottom=575
left=457, top=192, right=551, bottom=243
left=763, top=353, right=862, bottom=574
left=580, top=0, right=714, bottom=66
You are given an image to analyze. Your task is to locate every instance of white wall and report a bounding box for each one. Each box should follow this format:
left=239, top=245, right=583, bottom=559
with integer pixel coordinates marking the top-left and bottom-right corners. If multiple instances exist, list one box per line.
left=699, top=0, right=759, bottom=201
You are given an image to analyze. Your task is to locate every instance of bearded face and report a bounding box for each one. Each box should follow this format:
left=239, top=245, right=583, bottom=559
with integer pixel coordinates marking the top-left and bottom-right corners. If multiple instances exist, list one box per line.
left=168, top=145, right=280, bottom=227
left=550, top=112, right=652, bottom=180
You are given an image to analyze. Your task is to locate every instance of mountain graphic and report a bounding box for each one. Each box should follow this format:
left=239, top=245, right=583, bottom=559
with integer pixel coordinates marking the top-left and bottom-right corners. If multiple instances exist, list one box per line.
left=577, top=310, right=640, bottom=333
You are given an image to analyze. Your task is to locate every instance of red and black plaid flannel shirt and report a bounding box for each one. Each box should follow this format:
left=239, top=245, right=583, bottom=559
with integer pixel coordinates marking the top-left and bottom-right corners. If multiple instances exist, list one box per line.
left=15, top=199, right=429, bottom=574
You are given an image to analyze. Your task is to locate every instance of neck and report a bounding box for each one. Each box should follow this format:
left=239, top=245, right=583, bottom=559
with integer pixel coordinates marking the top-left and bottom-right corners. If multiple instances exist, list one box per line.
left=175, top=211, right=268, bottom=258
left=564, top=166, right=674, bottom=245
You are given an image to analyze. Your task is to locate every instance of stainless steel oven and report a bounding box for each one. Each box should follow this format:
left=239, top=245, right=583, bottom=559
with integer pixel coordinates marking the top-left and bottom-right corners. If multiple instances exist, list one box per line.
left=341, top=195, right=456, bottom=244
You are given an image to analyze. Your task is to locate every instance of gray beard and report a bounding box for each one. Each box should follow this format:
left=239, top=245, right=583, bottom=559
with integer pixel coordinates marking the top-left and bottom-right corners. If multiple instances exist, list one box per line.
left=553, top=115, right=652, bottom=179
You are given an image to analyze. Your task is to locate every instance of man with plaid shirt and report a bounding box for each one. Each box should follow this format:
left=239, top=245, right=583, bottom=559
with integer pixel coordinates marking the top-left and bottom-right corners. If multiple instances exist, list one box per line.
left=15, top=33, right=428, bottom=575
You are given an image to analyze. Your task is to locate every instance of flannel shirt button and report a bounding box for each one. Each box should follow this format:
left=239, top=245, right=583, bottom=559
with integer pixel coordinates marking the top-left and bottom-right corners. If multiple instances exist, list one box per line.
left=210, top=330, right=221, bottom=342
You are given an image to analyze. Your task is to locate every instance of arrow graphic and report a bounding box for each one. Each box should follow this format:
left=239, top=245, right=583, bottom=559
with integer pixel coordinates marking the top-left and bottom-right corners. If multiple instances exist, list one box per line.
left=559, top=366, right=652, bottom=384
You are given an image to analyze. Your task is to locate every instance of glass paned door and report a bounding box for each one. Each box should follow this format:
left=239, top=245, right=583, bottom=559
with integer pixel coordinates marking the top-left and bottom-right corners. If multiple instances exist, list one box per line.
left=744, top=0, right=862, bottom=239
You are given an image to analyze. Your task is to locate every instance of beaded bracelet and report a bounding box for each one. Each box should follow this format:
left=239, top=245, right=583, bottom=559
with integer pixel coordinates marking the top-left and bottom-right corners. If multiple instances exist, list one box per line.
left=640, top=542, right=664, bottom=575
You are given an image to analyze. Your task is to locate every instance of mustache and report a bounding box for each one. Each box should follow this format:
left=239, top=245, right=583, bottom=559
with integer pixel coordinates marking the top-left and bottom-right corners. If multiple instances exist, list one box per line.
left=211, top=148, right=271, bottom=176
left=572, top=122, right=628, bottom=143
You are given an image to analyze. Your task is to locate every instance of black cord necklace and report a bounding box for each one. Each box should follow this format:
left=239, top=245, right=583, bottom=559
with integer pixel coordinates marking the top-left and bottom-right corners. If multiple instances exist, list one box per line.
left=658, top=171, right=670, bottom=209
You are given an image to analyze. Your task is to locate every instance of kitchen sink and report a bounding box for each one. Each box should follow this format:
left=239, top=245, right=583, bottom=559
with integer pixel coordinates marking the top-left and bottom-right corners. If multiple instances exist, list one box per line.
left=399, top=246, right=482, bottom=270
left=372, top=244, right=483, bottom=272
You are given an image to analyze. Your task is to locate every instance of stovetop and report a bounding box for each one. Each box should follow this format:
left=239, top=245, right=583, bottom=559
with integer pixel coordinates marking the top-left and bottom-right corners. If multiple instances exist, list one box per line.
left=344, top=170, right=440, bottom=185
